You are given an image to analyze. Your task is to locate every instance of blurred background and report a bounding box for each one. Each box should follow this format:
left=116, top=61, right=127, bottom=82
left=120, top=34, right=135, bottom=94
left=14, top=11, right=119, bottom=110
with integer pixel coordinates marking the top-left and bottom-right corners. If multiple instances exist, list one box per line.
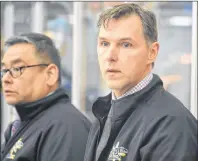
left=1, top=1, right=197, bottom=139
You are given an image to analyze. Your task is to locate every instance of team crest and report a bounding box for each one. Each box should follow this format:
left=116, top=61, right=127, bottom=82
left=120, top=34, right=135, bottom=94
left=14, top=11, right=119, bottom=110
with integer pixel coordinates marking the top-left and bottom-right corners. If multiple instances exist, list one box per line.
left=6, top=138, right=24, bottom=160
left=108, top=142, right=128, bottom=161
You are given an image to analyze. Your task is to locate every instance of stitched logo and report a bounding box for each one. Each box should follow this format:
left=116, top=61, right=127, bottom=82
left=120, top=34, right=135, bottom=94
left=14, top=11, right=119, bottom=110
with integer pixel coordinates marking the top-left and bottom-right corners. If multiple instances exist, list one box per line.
left=108, top=142, right=128, bottom=161
left=6, top=138, right=24, bottom=160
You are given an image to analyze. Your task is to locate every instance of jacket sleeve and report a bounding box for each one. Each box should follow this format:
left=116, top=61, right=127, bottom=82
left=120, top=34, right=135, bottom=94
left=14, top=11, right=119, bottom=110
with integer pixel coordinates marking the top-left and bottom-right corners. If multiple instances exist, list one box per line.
left=37, top=119, right=90, bottom=161
left=140, top=115, right=198, bottom=161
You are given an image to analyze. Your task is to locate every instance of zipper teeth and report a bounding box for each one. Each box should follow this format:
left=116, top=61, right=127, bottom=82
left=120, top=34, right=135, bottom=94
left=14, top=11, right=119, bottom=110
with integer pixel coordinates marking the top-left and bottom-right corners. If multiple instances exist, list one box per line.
left=2, top=120, right=31, bottom=159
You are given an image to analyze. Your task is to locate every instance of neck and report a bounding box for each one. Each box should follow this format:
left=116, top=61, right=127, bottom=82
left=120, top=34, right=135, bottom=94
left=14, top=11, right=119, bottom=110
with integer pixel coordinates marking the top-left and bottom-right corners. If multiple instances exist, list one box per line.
left=113, top=69, right=152, bottom=98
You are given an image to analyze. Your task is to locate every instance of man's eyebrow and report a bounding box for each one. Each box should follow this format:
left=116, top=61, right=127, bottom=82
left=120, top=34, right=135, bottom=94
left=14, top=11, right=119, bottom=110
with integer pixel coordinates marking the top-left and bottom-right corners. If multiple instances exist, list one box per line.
left=98, top=37, right=136, bottom=42
left=119, top=37, right=133, bottom=41
left=98, top=37, right=108, bottom=40
left=1, top=58, right=27, bottom=67
left=1, top=62, right=5, bottom=67
left=11, top=59, right=27, bottom=65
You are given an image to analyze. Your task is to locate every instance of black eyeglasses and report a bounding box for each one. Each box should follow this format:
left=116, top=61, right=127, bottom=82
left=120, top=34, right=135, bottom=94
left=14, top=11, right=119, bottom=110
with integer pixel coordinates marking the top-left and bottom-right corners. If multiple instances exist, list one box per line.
left=1, top=64, right=49, bottom=78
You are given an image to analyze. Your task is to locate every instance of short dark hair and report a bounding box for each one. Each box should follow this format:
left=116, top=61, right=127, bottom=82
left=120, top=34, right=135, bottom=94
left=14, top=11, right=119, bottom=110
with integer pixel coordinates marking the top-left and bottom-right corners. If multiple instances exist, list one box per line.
left=3, top=33, right=62, bottom=84
left=97, top=3, right=158, bottom=67
left=97, top=3, right=158, bottom=45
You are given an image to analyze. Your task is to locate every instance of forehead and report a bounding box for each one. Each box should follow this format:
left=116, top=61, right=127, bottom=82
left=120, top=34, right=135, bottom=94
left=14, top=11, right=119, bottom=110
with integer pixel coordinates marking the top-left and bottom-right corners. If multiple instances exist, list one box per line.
left=98, top=15, right=144, bottom=41
left=2, top=43, right=38, bottom=66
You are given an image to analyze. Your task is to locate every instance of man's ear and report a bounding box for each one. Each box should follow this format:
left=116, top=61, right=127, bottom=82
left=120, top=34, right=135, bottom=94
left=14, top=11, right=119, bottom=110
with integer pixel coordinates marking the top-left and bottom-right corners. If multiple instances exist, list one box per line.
left=148, top=42, right=159, bottom=65
left=45, top=64, right=59, bottom=86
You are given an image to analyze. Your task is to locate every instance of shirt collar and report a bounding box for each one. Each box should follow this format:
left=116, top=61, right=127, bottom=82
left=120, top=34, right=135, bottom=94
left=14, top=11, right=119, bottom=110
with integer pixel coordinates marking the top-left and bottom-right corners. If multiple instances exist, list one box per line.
left=112, top=73, right=153, bottom=101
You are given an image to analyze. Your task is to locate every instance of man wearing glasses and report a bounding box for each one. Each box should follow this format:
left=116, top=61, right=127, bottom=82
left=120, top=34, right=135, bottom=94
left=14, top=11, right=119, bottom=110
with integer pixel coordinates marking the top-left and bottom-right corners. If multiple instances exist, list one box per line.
left=1, top=33, right=91, bottom=161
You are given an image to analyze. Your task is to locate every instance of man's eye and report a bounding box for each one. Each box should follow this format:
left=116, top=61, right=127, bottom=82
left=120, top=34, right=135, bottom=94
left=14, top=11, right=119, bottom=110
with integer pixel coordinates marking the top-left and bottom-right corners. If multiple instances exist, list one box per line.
left=2, top=69, right=8, bottom=73
left=100, top=41, right=109, bottom=47
left=12, top=67, right=21, bottom=72
left=121, top=42, right=132, bottom=48
left=1, top=69, right=9, bottom=77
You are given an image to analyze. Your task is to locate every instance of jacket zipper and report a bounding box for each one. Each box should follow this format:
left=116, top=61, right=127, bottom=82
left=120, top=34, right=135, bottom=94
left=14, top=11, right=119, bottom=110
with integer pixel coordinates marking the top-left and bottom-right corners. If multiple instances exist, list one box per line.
left=96, top=100, right=116, bottom=161
left=110, top=100, right=115, bottom=130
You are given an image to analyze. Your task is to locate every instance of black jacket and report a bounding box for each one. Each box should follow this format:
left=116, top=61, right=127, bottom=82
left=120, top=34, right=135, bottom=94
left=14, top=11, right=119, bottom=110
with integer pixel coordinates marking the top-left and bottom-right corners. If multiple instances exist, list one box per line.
left=1, top=88, right=91, bottom=161
left=84, top=74, right=197, bottom=161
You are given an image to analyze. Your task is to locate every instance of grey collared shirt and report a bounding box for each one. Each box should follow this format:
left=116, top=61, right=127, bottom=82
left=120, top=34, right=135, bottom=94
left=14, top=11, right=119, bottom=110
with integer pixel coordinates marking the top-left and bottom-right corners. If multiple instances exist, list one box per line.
left=112, top=73, right=153, bottom=100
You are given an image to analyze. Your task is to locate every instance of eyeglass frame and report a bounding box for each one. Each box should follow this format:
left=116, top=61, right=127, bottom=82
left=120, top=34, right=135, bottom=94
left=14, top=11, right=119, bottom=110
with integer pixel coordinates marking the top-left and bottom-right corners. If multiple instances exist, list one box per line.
left=1, top=64, right=49, bottom=78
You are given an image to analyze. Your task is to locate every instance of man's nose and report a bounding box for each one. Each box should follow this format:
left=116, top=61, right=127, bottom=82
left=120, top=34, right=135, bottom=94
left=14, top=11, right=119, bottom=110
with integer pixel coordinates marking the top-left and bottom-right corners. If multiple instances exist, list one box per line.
left=2, top=71, right=13, bottom=84
left=106, top=44, right=118, bottom=62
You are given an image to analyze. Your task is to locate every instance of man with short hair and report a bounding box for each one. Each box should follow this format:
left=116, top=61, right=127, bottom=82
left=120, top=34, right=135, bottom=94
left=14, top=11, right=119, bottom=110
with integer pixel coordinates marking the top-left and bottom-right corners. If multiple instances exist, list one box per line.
left=1, top=33, right=91, bottom=161
left=84, top=3, right=197, bottom=161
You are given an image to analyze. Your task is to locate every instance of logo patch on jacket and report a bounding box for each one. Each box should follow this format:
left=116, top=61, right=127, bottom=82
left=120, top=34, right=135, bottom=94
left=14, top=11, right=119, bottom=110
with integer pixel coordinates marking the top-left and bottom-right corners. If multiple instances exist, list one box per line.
left=108, top=142, right=128, bottom=161
left=6, top=138, right=24, bottom=160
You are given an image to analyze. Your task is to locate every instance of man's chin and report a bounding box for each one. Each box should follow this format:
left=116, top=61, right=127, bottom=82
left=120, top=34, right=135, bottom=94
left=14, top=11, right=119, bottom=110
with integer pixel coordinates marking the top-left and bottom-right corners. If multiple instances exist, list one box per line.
left=106, top=81, right=122, bottom=90
left=5, top=98, right=19, bottom=106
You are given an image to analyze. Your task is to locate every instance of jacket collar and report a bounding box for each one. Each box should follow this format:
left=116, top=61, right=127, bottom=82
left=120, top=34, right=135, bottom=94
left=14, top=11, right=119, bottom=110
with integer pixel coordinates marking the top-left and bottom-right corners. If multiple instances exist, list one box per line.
left=92, top=74, right=163, bottom=120
left=15, top=88, right=69, bottom=121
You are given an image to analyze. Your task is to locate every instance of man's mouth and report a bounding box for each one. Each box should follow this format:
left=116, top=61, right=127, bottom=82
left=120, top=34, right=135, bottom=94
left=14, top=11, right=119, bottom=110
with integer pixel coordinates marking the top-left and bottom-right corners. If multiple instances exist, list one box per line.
left=106, top=69, right=121, bottom=73
left=4, top=89, right=16, bottom=94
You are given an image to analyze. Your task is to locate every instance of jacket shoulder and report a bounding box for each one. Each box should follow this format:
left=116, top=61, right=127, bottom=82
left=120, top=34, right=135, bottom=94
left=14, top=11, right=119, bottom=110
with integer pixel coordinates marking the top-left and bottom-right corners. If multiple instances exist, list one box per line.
left=143, top=88, right=195, bottom=120
left=38, top=99, right=91, bottom=132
